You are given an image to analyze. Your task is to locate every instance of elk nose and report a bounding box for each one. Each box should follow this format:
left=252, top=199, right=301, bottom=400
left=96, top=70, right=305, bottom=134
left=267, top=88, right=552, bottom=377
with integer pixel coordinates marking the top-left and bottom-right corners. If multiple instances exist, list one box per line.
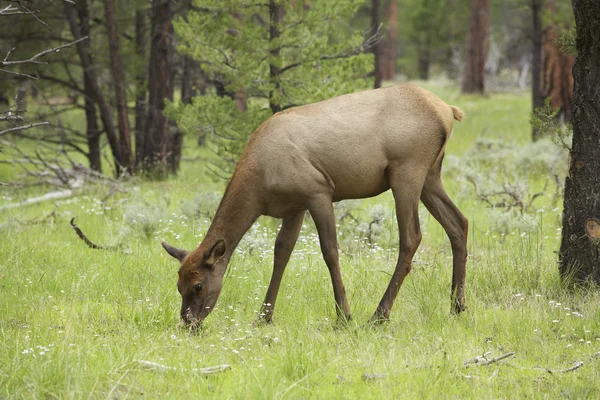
left=181, top=307, right=192, bottom=324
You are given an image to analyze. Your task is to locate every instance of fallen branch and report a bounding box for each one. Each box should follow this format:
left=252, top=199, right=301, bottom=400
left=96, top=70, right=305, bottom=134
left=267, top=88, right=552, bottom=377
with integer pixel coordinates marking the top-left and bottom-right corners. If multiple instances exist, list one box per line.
left=536, top=361, right=584, bottom=374
left=463, top=351, right=492, bottom=366
left=466, top=352, right=515, bottom=367
left=0, top=189, right=73, bottom=210
left=135, top=360, right=231, bottom=375
left=361, top=373, right=387, bottom=382
left=70, top=218, right=118, bottom=251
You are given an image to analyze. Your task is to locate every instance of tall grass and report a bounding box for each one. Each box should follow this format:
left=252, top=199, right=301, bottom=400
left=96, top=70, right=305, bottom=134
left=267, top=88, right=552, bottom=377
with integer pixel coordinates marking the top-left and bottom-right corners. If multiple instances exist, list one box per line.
left=1, top=82, right=599, bottom=399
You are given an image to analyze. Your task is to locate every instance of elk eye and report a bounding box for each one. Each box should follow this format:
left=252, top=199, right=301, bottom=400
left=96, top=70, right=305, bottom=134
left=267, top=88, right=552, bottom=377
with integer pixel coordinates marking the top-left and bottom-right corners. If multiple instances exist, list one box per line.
left=194, top=283, right=203, bottom=293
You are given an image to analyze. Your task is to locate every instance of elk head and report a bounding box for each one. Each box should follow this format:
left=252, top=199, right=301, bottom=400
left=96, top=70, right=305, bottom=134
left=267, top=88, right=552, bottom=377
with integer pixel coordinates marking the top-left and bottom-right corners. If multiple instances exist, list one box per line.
left=161, top=239, right=227, bottom=330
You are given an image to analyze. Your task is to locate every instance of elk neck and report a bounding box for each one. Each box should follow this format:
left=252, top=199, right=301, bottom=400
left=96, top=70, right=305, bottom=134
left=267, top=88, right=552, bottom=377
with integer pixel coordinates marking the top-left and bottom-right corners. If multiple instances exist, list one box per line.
left=201, top=168, right=262, bottom=268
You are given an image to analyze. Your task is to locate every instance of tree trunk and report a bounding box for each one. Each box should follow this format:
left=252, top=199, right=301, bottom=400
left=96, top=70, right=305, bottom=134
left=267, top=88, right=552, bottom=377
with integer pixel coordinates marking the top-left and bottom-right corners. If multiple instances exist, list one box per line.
left=268, top=0, right=284, bottom=114
left=181, top=56, right=197, bottom=106
left=558, top=0, right=600, bottom=284
left=15, top=79, right=31, bottom=118
left=71, top=1, right=100, bottom=172
left=445, top=0, right=459, bottom=80
left=134, top=9, right=147, bottom=168
left=143, top=0, right=172, bottom=176
left=372, top=0, right=382, bottom=88
left=380, top=0, right=397, bottom=81
left=64, top=0, right=121, bottom=174
left=462, top=0, right=491, bottom=94
left=417, top=36, right=432, bottom=80
left=104, top=0, right=134, bottom=173
left=541, top=1, right=575, bottom=124
left=531, top=0, right=544, bottom=141
left=83, top=89, right=101, bottom=172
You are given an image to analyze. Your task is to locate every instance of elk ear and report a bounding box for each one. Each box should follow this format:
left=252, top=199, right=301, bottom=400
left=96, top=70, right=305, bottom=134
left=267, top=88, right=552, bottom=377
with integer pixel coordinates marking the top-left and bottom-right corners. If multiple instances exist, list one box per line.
left=161, top=241, right=188, bottom=262
left=205, top=239, right=226, bottom=266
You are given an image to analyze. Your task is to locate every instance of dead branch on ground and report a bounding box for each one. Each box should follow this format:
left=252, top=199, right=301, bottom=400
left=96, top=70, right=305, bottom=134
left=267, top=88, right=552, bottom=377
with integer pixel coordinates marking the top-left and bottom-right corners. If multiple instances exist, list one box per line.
left=465, top=352, right=515, bottom=367
left=70, top=218, right=119, bottom=251
left=535, top=361, right=584, bottom=374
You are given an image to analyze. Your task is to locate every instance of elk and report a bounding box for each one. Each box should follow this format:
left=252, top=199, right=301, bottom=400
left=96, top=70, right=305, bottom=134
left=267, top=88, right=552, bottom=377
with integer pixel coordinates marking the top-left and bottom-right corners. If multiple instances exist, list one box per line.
left=162, top=84, right=468, bottom=329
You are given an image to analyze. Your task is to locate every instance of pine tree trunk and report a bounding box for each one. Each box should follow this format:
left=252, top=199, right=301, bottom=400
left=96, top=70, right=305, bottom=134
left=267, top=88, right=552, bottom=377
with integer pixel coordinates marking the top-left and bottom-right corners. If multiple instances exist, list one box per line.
left=83, top=92, right=101, bottom=172
left=541, top=1, right=575, bottom=124
left=143, top=0, right=172, bottom=176
left=372, top=0, right=382, bottom=88
left=104, top=0, right=133, bottom=173
left=268, top=0, right=284, bottom=113
left=418, top=36, right=432, bottom=80
left=134, top=9, right=147, bottom=168
left=462, top=0, right=491, bottom=94
left=64, top=0, right=121, bottom=175
left=445, top=0, right=459, bottom=80
left=558, top=0, right=600, bottom=284
left=380, top=0, right=397, bottom=81
left=531, top=0, right=544, bottom=141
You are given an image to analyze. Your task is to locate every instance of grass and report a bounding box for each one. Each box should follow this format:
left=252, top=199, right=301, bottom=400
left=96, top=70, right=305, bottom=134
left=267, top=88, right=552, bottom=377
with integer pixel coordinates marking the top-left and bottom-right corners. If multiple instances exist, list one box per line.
left=2, top=81, right=600, bottom=399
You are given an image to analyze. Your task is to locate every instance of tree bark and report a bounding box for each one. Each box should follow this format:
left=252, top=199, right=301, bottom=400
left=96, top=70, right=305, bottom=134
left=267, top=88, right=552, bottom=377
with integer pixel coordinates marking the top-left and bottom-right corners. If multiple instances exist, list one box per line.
left=64, top=0, right=121, bottom=174
left=143, top=0, right=172, bottom=176
left=181, top=56, right=196, bottom=106
left=104, top=0, right=134, bottom=173
left=134, top=9, right=147, bottom=168
left=372, top=0, right=382, bottom=88
left=380, top=0, right=397, bottom=81
left=268, top=0, right=284, bottom=113
left=445, top=0, right=459, bottom=80
left=541, top=1, right=575, bottom=124
left=417, top=36, right=432, bottom=80
left=531, top=0, right=544, bottom=141
left=558, top=0, right=600, bottom=284
left=462, top=0, right=491, bottom=94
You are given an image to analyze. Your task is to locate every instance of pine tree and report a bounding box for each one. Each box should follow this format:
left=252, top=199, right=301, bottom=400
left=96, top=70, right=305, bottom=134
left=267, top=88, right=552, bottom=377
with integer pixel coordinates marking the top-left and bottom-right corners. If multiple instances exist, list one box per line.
left=168, top=0, right=375, bottom=176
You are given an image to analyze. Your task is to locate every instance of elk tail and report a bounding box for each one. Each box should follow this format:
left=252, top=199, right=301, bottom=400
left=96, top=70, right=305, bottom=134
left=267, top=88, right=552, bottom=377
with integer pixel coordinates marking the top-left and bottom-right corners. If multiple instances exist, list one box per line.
left=450, top=106, right=464, bottom=122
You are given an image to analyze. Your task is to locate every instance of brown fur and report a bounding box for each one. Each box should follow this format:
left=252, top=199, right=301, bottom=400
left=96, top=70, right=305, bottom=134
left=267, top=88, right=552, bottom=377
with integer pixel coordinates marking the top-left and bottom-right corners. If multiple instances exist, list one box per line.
left=163, top=84, right=468, bottom=328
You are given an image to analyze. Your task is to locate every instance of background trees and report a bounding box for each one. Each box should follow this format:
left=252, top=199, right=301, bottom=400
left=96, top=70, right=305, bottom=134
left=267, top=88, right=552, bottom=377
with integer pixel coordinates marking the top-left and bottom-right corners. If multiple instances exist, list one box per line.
left=0, top=0, right=577, bottom=183
left=167, top=0, right=375, bottom=175
left=462, top=0, right=491, bottom=94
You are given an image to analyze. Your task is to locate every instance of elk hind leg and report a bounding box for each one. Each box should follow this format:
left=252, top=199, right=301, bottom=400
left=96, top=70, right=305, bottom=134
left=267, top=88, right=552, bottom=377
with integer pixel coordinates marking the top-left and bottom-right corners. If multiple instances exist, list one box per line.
left=370, top=172, right=424, bottom=323
left=420, top=166, right=468, bottom=313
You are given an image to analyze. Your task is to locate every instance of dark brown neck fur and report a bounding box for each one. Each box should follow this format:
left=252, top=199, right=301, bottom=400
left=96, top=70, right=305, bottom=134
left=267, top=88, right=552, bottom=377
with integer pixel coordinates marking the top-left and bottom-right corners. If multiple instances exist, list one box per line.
left=192, top=168, right=262, bottom=274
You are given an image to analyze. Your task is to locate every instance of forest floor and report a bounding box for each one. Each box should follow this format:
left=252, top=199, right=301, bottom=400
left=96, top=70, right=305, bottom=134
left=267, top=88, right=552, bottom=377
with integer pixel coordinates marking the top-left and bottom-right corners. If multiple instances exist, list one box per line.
left=1, top=80, right=599, bottom=399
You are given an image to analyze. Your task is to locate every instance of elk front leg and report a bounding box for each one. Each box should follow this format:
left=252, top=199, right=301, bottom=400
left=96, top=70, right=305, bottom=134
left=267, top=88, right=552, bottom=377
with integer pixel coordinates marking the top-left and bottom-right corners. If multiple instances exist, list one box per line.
left=420, top=171, right=468, bottom=314
left=258, top=211, right=305, bottom=324
left=371, top=173, right=423, bottom=323
left=308, top=196, right=351, bottom=322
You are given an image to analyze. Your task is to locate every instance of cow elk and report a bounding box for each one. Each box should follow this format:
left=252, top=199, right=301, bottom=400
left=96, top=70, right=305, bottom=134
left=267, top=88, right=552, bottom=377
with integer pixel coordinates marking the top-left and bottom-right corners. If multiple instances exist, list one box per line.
left=162, top=84, right=468, bottom=329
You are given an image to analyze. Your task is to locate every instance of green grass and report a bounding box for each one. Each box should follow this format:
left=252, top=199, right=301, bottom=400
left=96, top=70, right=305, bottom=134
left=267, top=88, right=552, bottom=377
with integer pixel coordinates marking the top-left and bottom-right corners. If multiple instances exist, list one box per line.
left=2, top=82, right=600, bottom=399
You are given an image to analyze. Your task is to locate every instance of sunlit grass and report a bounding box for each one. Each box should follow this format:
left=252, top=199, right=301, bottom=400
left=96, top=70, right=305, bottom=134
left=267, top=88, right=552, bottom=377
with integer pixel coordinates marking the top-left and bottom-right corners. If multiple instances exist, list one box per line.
left=2, top=82, right=599, bottom=399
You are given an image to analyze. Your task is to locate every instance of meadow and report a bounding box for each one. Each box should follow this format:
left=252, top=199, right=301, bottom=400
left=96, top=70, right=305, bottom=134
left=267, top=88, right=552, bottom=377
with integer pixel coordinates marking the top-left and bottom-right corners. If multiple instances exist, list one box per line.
left=1, top=81, right=600, bottom=399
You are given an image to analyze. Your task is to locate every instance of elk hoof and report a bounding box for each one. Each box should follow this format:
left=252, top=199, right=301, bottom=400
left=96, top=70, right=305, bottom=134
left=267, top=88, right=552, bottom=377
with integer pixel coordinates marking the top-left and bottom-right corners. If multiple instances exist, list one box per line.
left=451, top=302, right=466, bottom=314
left=254, top=313, right=273, bottom=327
left=368, top=309, right=390, bottom=326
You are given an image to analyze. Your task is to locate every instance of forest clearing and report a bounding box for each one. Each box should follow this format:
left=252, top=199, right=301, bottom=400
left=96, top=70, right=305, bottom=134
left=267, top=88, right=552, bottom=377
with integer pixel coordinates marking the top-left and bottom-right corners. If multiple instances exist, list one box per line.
left=2, top=81, right=600, bottom=398
left=2, top=0, right=599, bottom=398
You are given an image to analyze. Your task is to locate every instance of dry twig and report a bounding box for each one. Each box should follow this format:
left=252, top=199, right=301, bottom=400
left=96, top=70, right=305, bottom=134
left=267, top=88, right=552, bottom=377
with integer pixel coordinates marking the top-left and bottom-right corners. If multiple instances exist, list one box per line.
left=465, top=352, right=515, bottom=367
left=0, top=37, right=88, bottom=67
left=535, top=361, right=584, bottom=374
left=135, top=360, right=231, bottom=375
left=463, top=351, right=492, bottom=366
left=70, top=218, right=118, bottom=251
left=0, top=122, right=49, bottom=137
